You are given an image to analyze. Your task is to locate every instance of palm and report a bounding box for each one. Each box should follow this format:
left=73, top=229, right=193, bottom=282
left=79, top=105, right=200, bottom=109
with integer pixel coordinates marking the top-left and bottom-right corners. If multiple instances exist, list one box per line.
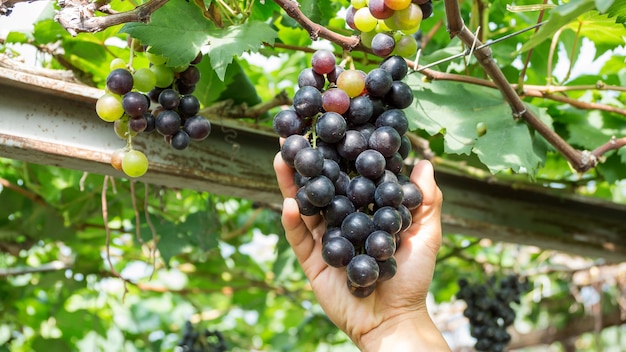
left=273, top=152, right=443, bottom=338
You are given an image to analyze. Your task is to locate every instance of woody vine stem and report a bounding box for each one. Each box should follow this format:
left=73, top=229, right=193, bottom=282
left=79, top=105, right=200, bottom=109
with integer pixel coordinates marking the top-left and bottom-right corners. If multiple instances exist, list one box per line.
left=271, top=0, right=626, bottom=174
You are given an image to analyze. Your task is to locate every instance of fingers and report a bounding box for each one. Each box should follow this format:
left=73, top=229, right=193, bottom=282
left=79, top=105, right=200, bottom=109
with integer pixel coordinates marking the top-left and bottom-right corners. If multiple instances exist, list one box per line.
left=410, top=160, right=443, bottom=209
left=274, top=152, right=298, bottom=199
left=281, top=197, right=317, bottom=265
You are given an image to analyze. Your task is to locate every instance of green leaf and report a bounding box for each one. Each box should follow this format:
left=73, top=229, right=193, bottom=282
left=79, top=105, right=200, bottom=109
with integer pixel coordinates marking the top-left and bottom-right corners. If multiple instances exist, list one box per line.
left=606, top=0, right=626, bottom=24
left=520, top=0, right=596, bottom=52
left=595, top=0, right=615, bottom=13
left=406, top=75, right=549, bottom=174
left=567, top=11, right=626, bottom=59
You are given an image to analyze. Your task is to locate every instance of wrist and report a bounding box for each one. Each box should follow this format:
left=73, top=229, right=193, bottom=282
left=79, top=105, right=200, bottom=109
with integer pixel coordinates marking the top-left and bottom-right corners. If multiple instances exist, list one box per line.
left=356, top=308, right=450, bottom=352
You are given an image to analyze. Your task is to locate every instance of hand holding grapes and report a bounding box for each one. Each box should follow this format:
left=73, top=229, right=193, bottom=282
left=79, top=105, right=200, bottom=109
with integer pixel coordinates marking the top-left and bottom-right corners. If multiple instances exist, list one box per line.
left=274, top=153, right=450, bottom=351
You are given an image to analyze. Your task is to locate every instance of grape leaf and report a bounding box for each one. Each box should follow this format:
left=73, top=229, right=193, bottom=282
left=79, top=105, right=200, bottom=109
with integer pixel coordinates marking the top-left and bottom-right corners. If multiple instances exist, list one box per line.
left=121, top=1, right=277, bottom=80
left=595, top=0, right=615, bottom=13
left=606, top=0, right=626, bottom=24
left=520, top=0, right=596, bottom=53
left=406, top=75, right=549, bottom=174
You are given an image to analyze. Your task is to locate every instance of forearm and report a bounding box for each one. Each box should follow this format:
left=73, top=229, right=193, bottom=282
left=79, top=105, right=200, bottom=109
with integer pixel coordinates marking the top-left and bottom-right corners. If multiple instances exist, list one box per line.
left=356, top=310, right=450, bottom=352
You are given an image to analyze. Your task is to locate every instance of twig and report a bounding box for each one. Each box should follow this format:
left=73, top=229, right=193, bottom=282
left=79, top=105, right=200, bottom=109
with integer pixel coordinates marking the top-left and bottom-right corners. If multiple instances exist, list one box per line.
left=144, top=182, right=158, bottom=280
left=0, top=260, right=73, bottom=277
left=518, top=0, right=549, bottom=91
left=0, top=177, right=48, bottom=206
left=102, top=175, right=130, bottom=299
left=55, top=0, right=169, bottom=36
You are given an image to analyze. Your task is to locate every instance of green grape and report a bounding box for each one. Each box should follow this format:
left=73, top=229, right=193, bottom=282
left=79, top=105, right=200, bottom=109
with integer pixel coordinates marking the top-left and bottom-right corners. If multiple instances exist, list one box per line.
left=394, top=34, right=418, bottom=58
left=150, top=64, right=175, bottom=88
left=360, top=30, right=377, bottom=48
left=110, top=58, right=127, bottom=71
left=122, top=150, right=149, bottom=177
left=96, top=93, right=124, bottom=122
left=337, top=70, right=366, bottom=98
left=173, top=64, right=190, bottom=73
left=351, top=0, right=367, bottom=9
left=133, top=67, right=157, bottom=92
left=375, top=21, right=392, bottom=33
left=391, top=3, right=422, bottom=31
left=145, top=50, right=167, bottom=65
left=384, top=0, right=411, bottom=11
left=114, top=116, right=137, bottom=139
left=354, top=8, right=378, bottom=32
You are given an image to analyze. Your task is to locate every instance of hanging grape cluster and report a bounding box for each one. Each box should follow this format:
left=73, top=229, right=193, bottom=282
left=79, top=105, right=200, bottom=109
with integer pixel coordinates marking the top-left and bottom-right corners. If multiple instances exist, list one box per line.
left=176, top=321, right=227, bottom=352
left=346, top=0, right=435, bottom=58
left=95, top=44, right=211, bottom=178
left=456, top=275, right=530, bottom=352
left=273, top=50, right=422, bottom=298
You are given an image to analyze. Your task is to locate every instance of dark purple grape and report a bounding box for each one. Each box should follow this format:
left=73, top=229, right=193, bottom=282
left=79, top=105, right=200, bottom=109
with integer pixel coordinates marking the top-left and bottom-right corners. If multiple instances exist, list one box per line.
left=337, top=130, right=368, bottom=160
left=298, top=68, right=325, bottom=91
left=385, top=81, right=414, bottom=109
left=380, top=55, right=408, bottom=80
left=334, top=171, right=351, bottom=196
left=402, top=182, right=423, bottom=209
left=294, top=147, right=324, bottom=177
left=398, top=135, right=412, bottom=159
left=374, top=181, right=404, bottom=208
left=322, top=227, right=343, bottom=244
left=304, top=175, right=335, bottom=207
left=293, top=86, right=323, bottom=117
left=355, top=149, right=386, bottom=180
left=129, top=115, right=148, bottom=133
left=158, top=88, right=180, bottom=110
left=365, top=68, right=393, bottom=97
left=175, top=80, right=196, bottom=95
left=346, top=176, right=376, bottom=209
left=321, top=159, right=340, bottom=182
left=369, top=0, right=394, bottom=19
left=106, top=68, right=134, bottom=95
left=365, top=230, right=396, bottom=261
left=316, top=141, right=341, bottom=163
left=385, top=153, right=404, bottom=174
left=322, top=237, right=355, bottom=268
left=178, top=94, right=200, bottom=117
left=281, top=135, right=311, bottom=167
left=345, top=95, right=374, bottom=125
left=294, top=172, right=310, bottom=188
left=170, top=130, right=190, bottom=150
left=341, top=212, right=375, bottom=247
left=345, top=6, right=357, bottom=31
left=347, top=254, right=379, bottom=287
left=190, top=53, right=203, bottom=64
left=369, top=126, right=401, bottom=157
left=155, top=109, right=181, bottom=136
left=143, top=112, right=156, bottom=133
left=122, top=91, right=150, bottom=117
left=179, top=65, right=200, bottom=85
left=316, top=112, right=347, bottom=143
left=420, top=1, right=434, bottom=19
left=347, top=279, right=376, bottom=298
left=372, top=206, right=402, bottom=235
left=295, top=186, right=321, bottom=216
left=323, top=195, right=355, bottom=228
left=273, top=109, right=304, bottom=138
left=147, top=87, right=165, bottom=103
left=375, top=170, right=399, bottom=185
left=371, top=33, right=395, bottom=57
left=354, top=123, right=376, bottom=142
left=183, top=116, right=211, bottom=141
left=327, top=65, right=345, bottom=84
left=377, top=256, right=397, bottom=282
left=376, top=109, right=409, bottom=135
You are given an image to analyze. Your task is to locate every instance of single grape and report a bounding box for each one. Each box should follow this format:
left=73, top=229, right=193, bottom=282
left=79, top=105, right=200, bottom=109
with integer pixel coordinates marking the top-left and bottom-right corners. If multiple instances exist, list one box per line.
left=175, top=80, right=196, bottom=95
left=158, top=88, right=181, bottom=110
left=190, top=52, right=203, bottom=65
left=321, top=158, right=340, bottom=182
left=371, top=33, right=396, bottom=57
left=379, top=55, right=409, bottom=80
left=372, top=206, right=403, bottom=234
left=145, top=50, right=167, bottom=65
left=156, top=109, right=182, bottom=136
left=355, top=149, right=386, bottom=180
left=401, top=182, right=423, bottom=209
left=110, top=148, right=126, bottom=171
left=365, top=68, right=393, bottom=97
left=337, top=130, right=368, bottom=160
left=354, top=123, right=376, bottom=142
left=384, top=0, right=411, bottom=11
left=322, top=195, right=355, bottom=228
left=170, top=130, right=190, bottom=150
left=334, top=171, right=351, bottom=196
left=96, top=93, right=124, bottom=122
left=369, top=126, right=402, bottom=157
left=293, top=86, right=323, bottom=117
left=419, top=1, right=434, bottom=19
left=122, top=91, right=150, bottom=117
left=377, top=257, right=397, bottom=282
left=322, top=227, right=343, bottom=244
left=385, top=80, right=414, bottom=109
left=109, top=58, right=126, bottom=71
left=304, top=175, right=335, bottom=207
left=347, top=254, right=379, bottom=287
left=294, top=147, right=324, bottom=177
left=374, top=181, right=404, bottom=208
left=394, top=34, right=419, bottom=58
left=392, top=3, right=423, bottom=30
left=385, top=153, right=404, bottom=174
left=311, top=49, right=336, bottom=75
left=179, top=65, right=201, bottom=86
left=376, top=170, right=399, bottom=185
left=347, top=279, right=377, bottom=298
left=133, top=67, right=157, bottom=93
left=295, top=186, right=321, bottom=216
left=150, top=64, right=175, bottom=88
left=365, top=230, right=396, bottom=261
left=122, top=149, right=149, bottom=177
left=376, top=109, right=409, bottom=135
left=178, top=95, right=201, bottom=118
left=143, top=112, right=156, bottom=133
left=273, top=109, right=304, bottom=138
left=147, top=87, right=165, bottom=103
left=369, top=0, right=395, bottom=19
left=322, top=88, right=351, bottom=114
left=346, top=176, right=376, bottom=209
left=183, top=116, right=211, bottom=140
left=322, top=236, right=355, bottom=268
left=316, top=111, right=347, bottom=143
left=114, top=117, right=134, bottom=139
left=106, top=68, right=134, bottom=95
left=351, top=0, right=367, bottom=9
left=341, top=212, right=375, bottom=247
left=345, top=6, right=358, bottom=31
left=280, top=135, right=311, bottom=167
left=353, top=7, right=378, bottom=33
left=326, top=65, right=345, bottom=84
left=298, top=68, right=326, bottom=91
left=317, top=141, right=341, bottom=163
left=337, top=70, right=366, bottom=98
left=129, top=115, right=148, bottom=133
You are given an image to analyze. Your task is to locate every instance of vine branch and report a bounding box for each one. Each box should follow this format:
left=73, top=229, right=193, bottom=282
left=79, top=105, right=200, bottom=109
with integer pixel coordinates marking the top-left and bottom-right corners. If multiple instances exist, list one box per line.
left=55, top=0, right=169, bottom=36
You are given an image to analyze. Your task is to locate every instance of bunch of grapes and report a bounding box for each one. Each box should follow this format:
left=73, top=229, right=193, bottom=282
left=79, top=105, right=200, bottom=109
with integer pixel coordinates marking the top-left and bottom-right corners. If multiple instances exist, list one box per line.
left=95, top=45, right=211, bottom=178
left=346, top=0, right=434, bottom=58
left=273, top=50, right=423, bottom=298
left=456, top=275, right=530, bottom=352
left=176, top=321, right=227, bottom=352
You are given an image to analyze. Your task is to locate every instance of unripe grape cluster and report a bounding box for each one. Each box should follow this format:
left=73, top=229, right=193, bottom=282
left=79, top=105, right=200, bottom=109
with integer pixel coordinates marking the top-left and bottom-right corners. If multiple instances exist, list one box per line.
left=457, top=275, right=530, bottom=352
left=96, top=46, right=211, bottom=178
left=346, top=0, right=434, bottom=58
left=274, top=50, right=423, bottom=298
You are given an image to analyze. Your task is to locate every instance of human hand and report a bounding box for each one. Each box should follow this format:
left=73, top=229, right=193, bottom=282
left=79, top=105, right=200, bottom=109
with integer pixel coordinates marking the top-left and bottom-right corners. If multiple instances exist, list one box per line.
left=273, top=152, right=450, bottom=351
